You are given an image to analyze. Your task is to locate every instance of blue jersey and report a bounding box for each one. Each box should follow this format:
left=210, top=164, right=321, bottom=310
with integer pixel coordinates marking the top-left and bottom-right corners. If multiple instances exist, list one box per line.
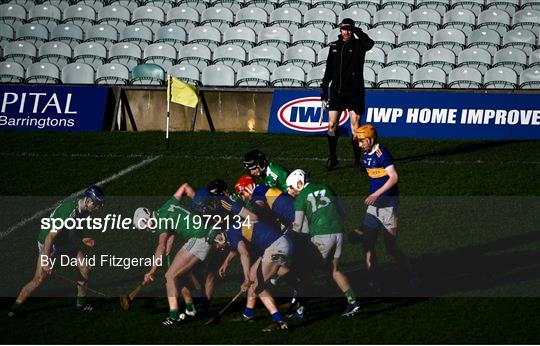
left=363, top=144, right=399, bottom=207
left=252, top=185, right=295, bottom=225
left=227, top=221, right=281, bottom=252
left=218, top=194, right=244, bottom=216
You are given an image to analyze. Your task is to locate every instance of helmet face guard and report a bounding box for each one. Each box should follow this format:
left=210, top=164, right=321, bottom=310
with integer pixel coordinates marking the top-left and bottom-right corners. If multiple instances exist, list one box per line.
left=286, top=169, right=307, bottom=192
left=207, top=179, right=228, bottom=196
left=84, top=185, right=104, bottom=206
left=235, top=175, right=255, bottom=196
left=133, top=207, right=152, bottom=230
left=243, top=149, right=268, bottom=171
left=354, top=125, right=377, bottom=141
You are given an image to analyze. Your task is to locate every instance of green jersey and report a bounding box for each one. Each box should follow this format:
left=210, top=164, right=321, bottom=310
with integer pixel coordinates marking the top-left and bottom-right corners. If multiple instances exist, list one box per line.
left=294, top=183, right=343, bottom=236
left=154, top=197, right=211, bottom=240
left=38, top=199, right=87, bottom=245
left=261, top=162, right=289, bottom=192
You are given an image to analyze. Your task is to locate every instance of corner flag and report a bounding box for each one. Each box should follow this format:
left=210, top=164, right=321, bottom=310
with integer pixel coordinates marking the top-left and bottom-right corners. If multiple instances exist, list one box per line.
left=167, top=77, right=198, bottom=108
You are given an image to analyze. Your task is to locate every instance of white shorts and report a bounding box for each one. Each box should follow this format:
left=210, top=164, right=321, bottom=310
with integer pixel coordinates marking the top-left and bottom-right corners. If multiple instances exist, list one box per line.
left=261, top=236, right=291, bottom=266
left=181, top=237, right=211, bottom=261
left=366, top=205, right=399, bottom=234
left=310, top=233, right=343, bottom=259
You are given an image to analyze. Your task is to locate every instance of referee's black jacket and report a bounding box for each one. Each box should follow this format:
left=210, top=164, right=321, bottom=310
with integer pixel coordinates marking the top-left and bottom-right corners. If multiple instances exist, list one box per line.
left=321, top=27, right=375, bottom=100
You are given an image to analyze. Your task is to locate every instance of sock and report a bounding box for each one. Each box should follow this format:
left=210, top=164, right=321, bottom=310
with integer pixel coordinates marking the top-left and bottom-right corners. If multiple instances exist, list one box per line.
left=167, top=254, right=172, bottom=268
left=327, top=134, right=338, bottom=159
left=170, top=309, right=179, bottom=320
left=243, top=307, right=254, bottom=318
left=351, top=138, right=361, bottom=164
left=345, top=289, right=357, bottom=305
left=11, top=301, right=22, bottom=311
left=185, top=302, right=195, bottom=313
left=76, top=296, right=86, bottom=308
left=271, top=311, right=284, bottom=322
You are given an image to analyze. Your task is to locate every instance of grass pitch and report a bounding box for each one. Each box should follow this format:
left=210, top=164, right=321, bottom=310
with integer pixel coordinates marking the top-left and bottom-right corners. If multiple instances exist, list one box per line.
left=0, top=131, right=539, bottom=344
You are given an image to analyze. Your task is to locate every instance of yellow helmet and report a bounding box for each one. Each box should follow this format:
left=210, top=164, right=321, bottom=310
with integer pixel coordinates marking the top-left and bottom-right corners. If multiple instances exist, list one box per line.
left=354, top=124, right=377, bottom=140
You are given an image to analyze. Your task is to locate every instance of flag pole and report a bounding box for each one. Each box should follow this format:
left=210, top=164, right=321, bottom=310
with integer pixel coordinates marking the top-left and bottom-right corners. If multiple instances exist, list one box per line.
left=166, top=75, right=171, bottom=151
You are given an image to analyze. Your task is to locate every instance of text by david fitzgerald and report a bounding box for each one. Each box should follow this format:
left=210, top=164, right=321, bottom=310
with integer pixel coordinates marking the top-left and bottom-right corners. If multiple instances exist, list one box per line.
left=41, top=255, right=162, bottom=270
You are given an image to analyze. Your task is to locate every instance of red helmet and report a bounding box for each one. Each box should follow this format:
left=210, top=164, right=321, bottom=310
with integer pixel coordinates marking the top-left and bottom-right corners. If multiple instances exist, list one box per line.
left=235, top=175, right=255, bottom=195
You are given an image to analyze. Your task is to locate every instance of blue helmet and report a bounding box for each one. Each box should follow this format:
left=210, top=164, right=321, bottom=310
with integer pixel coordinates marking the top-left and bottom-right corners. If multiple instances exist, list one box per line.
left=189, top=188, right=215, bottom=215
left=84, top=185, right=104, bottom=205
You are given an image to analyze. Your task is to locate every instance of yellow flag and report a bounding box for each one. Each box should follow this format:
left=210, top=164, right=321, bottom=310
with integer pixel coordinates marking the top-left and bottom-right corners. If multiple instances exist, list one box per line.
left=167, top=77, right=199, bottom=108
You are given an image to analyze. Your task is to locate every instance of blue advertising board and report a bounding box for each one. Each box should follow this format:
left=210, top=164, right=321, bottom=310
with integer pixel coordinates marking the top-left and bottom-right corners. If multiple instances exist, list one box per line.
left=0, top=85, right=110, bottom=132
left=268, top=89, right=540, bottom=140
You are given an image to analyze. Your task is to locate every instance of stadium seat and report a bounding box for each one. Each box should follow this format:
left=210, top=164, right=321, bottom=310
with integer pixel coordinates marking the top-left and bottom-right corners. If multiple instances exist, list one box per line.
left=477, top=9, right=512, bottom=34
left=412, top=66, right=446, bottom=88
left=16, top=23, right=49, bottom=46
left=0, top=4, right=27, bottom=31
left=168, top=63, right=201, bottom=85
left=236, top=64, right=270, bottom=86
left=131, top=63, right=165, bottom=85
left=363, top=65, right=376, bottom=87
left=485, top=0, right=520, bottom=15
left=42, top=0, right=71, bottom=12
left=364, top=46, right=386, bottom=73
left=377, top=65, right=411, bottom=87
left=451, top=0, right=484, bottom=16
left=443, top=8, right=476, bottom=35
left=26, top=62, right=61, bottom=84
left=512, top=9, right=540, bottom=31
left=432, top=28, right=467, bottom=53
left=366, top=27, right=396, bottom=54
left=269, top=7, right=302, bottom=31
left=448, top=66, right=483, bottom=88
left=76, top=0, right=105, bottom=12
left=397, top=28, right=432, bottom=55
left=188, top=26, right=222, bottom=50
left=312, top=0, right=346, bottom=12
left=408, top=8, right=441, bottom=33
left=97, top=5, right=131, bottom=32
left=257, top=26, right=291, bottom=53
left=86, top=24, right=119, bottom=49
left=200, top=6, right=235, bottom=29
left=63, top=4, right=96, bottom=31
left=326, top=27, right=342, bottom=42
left=246, top=0, right=278, bottom=13
left=271, top=65, right=305, bottom=86
left=223, top=26, right=257, bottom=50
left=316, top=46, right=329, bottom=66
left=3, top=41, right=36, bottom=68
left=502, top=28, right=537, bottom=54
left=457, top=48, right=492, bottom=74
left=108, top=42, right=142, bottom=70
left=347, top=0, right=380, bottom=16
left=143, top=43, right=177, bottom=70
left=529, top=49, right=540, bottom=68
left=416, top=0, right=449, bottom=14
left=202, top=64, right=235, bottom=86
left=38, top=41, right=72, bottom=69
left=381, top=0, right=414, bottom=15
left=234, top=7, right=268, bottom=32
left=95, top=62, right=130, bottom=84
left=166, top=6, right=200, bottom=32
left=73, top=41, right=107, bottom=69
left=132, top=6, right=165, bottom=33
left=61, top=62, right=95, bottom=84
left=306, top=64, right=325, bottom=87
left=120, top=25, right=153, bottom=50
left=521, top=0, right=540, bottom=11
left=176, top=0, right=210, bottom=12
left=283, top=45, right=316, bottom=70
left=519, top=67, right=540, bottom=88
left=155, top=25, right=187, bottom=50
left=0, top=61, right=25, bottom=83
left=279, top=0, right=311, bottom=12
left=303, top=8, right=337, bottom=32
left=422, top=47, right=456, bottom=73
left=28, top=4, right=62, bottom=32
left=52, top=24, right=85, bottom=49
left=177, top=43, right=212, bottom=71
left=108, top=0, right=140, bottom=12
left=467, top=28, right=501, bottom=55
left=373, top=8, right=407, bottom=35
left=291, top=28, right=326, bottom=51
left=493, top=47, right=527, bottom=74
left=142, top=0, right=175, bottom=12
left=0, top=23, right=15, bottom=50
left=212, top=44, right=247, bottom=68
left=387, top=47, right=421, bottom=73
left=338, top=8, right=371, bottom=31
left=248, top=45, right=281, bottom=70
left=483, top=66, right=518, bottom=88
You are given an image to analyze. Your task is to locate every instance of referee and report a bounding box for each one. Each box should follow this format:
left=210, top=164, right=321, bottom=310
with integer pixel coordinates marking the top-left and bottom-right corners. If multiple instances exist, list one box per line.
left=321, top=18, right=374, bottom=171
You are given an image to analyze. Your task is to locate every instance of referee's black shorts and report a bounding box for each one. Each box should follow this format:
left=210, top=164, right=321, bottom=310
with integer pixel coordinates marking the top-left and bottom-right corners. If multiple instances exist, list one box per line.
left=328, top=91, right=365, bottom=115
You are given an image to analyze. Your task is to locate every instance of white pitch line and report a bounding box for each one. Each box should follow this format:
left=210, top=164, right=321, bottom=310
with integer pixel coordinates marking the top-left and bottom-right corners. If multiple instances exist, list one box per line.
left=0, top=155, right=162, bottom=240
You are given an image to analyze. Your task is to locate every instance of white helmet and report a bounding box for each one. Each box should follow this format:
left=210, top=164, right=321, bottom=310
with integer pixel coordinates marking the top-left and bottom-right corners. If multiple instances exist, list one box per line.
left=286, top=169, right=307, bottom=191
left=133, top=207, right=152, bottom=230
